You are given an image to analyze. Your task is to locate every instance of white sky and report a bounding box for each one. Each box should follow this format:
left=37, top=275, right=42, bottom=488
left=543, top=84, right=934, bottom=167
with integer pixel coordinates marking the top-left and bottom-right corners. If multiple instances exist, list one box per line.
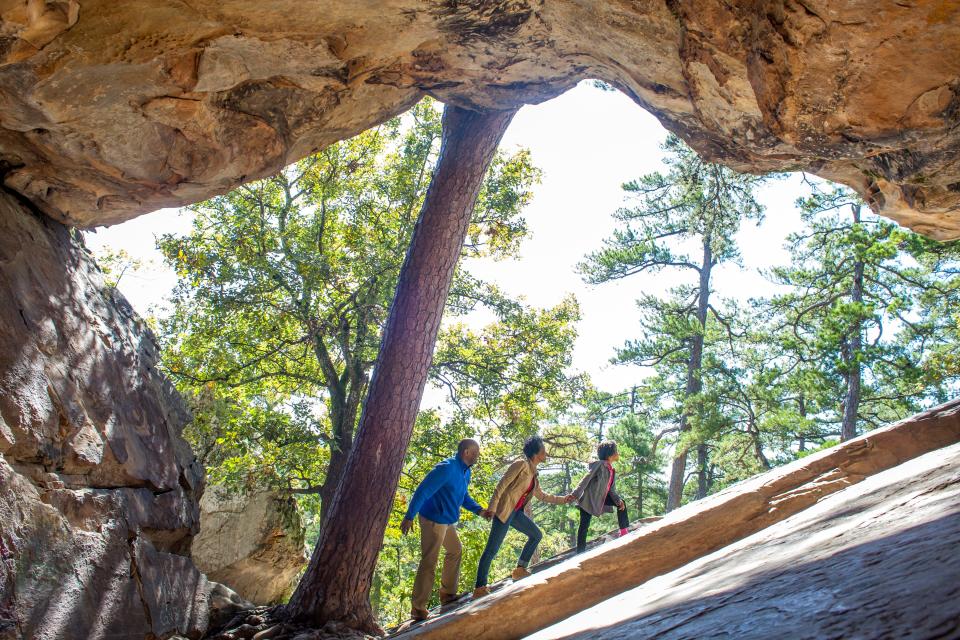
left=83, top=81, right=811, bottom=396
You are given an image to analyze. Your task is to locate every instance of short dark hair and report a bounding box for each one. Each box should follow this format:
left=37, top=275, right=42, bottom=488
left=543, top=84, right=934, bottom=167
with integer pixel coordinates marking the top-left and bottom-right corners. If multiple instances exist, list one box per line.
left=457, top=438, right=479, bottom=456
left=597, top=440, right=618, bottom=461
left=523, top=435, right=545, bottom=460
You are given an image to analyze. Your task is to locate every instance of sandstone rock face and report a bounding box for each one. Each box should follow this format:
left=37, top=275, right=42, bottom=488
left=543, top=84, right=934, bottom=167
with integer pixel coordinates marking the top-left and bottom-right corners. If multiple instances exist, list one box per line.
left=1, top=2, right=958, bottom=237
left=532, top=440, right=960, bottom=640
left=0, top=191, right=209, bottom=640
left=192, top=486, right=308, bottom=605
left=396, top=398, right=960, bottom=640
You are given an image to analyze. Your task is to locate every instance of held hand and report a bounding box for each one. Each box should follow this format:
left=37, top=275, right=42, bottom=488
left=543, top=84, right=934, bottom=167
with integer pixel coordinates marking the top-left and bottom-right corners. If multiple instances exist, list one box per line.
left=617, top=500, right=626, bottom=511
left=564, top=494, right=576, bottom=504
left=400, top=518, right=414, bottom=535
left=480, top=508, right=494, bottom=520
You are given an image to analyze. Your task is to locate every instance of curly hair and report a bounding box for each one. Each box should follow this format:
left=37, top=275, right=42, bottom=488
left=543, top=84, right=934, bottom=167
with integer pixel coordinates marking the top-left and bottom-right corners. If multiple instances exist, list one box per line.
left=523, top=435, right=545, bottom=459
left=597, top=440, right=618, bottom=461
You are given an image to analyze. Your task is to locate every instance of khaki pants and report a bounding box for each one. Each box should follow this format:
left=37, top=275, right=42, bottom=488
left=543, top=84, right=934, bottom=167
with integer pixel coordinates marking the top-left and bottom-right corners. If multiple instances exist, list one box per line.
left=411, top=515, right=462, bottom=610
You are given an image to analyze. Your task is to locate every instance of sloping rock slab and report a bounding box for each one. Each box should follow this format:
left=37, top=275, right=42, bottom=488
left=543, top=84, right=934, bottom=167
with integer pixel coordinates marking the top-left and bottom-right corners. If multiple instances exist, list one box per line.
left=531, top=440, right=960, bottom=639
left=394, top=398, right=960, bottom=640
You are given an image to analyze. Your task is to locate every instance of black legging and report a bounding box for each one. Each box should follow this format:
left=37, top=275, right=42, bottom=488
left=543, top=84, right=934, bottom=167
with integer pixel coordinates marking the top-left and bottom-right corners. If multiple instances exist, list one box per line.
left=576, top=493, right=629, bottom=553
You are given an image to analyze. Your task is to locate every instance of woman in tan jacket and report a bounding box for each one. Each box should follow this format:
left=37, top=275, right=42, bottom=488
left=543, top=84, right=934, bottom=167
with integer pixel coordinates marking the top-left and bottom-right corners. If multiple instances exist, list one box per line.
left=472, top=435, right=573, bottom=597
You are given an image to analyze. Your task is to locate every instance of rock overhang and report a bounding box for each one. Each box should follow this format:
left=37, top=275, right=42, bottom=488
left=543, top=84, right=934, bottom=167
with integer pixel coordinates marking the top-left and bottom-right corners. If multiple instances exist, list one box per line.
left=0, top=0, right=958, bottom=237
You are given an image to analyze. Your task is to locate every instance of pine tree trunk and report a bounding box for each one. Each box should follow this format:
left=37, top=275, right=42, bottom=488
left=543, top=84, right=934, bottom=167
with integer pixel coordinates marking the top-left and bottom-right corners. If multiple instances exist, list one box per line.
left=666, top=235, right=712, bottom=511
left=666, top=453, right=687, bottom=512
left=750, top=418, right=771, bottom=469
left=696, top=443, right=709, bottom=499
left=635, top=458, right=643, bottom=517
left=285, top=105, right=516, bottom=632
left=798, top=393, right=807, bottom=452
left=841, top=203, right=864, bottom=442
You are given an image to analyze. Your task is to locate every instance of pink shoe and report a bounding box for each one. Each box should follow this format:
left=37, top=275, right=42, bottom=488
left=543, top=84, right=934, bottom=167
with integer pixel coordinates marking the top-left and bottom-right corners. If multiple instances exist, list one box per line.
left=619, top=528, right=628, bottom=537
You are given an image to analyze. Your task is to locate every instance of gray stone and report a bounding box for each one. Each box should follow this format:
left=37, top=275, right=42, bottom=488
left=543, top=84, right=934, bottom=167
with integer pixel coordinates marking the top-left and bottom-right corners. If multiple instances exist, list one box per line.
left=0, top=192, right=209, bottom=640
left=206, top=582, right=254, bottom=632
left=532, top=441, right=960, bottom=639
left=193, top=486, right=308, bottom=605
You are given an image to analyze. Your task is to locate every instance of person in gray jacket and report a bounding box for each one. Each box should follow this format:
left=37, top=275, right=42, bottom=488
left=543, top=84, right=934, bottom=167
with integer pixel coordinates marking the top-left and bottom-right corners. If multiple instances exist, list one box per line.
left=571, top=440, right=629, bottom=553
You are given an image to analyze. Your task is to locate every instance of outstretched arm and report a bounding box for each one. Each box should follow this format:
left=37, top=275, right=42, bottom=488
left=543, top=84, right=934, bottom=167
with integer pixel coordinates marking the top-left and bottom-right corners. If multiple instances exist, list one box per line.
left=462, top=491, right=483, bottom=515
left=534, top=483, right=569, bottom=505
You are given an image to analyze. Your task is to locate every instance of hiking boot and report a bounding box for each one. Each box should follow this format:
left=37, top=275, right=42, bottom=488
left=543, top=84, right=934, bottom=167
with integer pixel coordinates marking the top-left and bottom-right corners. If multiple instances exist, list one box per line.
left=439, top=591, right=458, bottom=605
left=411, top=607, right=430, bottom=621
left=472, top=586, right=491, bottom=599
left=511, top=566, right=531, bottom=581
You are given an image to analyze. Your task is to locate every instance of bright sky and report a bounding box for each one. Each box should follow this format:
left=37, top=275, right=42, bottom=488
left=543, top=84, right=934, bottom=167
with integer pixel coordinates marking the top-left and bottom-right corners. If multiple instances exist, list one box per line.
left=83, top=81, right=811, bottom=395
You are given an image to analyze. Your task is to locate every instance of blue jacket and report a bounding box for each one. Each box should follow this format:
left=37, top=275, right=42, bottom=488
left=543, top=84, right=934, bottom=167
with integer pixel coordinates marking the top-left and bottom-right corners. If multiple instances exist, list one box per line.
left=405, top=455, right=483, bottom=525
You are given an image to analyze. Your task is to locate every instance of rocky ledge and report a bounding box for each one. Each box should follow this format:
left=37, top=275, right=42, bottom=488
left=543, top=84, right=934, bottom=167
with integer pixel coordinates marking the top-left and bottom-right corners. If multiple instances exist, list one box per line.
left=1, top=1, right=958, bottom=237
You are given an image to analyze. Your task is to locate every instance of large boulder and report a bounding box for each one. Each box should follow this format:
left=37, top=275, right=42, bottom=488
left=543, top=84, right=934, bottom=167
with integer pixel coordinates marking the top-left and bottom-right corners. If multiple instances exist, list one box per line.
left=0, top=1, right=958, bottom=237
left=0, top=191, right=209, bottom=640
left=191, top=486, right=308, bottom=605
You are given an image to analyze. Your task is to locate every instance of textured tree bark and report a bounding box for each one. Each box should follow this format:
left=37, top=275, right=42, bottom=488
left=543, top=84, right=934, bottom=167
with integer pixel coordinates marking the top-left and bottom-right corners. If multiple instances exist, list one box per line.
left=696, top=443, right=709, bottom=499
left=667, top=233, right=713, bottom=511
left=841, top=203, right=865, bottom=442
left=285, top=104, right=517, bottom=632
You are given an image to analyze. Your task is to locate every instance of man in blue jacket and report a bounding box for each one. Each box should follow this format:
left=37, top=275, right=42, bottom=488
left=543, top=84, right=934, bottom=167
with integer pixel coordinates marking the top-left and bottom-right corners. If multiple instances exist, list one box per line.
left=401, top=438, right=490, bottom=620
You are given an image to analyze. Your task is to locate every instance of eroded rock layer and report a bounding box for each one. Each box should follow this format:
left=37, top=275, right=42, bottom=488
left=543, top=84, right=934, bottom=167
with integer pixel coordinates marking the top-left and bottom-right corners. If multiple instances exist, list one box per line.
left=0, top=191, right=209, bottom=640
left=1, top=1, right=958, bottom=236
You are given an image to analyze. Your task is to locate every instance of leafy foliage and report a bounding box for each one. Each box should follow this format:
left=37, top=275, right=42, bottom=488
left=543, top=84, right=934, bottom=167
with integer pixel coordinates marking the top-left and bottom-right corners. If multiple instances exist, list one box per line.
left=158, top=98, right=579, bottom=521
left=123, top=107, right=960, bottom=627
left=762, top=185, right=960, bottom=437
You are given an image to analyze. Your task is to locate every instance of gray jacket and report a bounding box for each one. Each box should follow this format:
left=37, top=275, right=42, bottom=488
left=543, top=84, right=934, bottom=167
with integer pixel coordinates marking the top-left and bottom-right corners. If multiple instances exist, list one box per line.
left=572, top=460, right=622, bottom=517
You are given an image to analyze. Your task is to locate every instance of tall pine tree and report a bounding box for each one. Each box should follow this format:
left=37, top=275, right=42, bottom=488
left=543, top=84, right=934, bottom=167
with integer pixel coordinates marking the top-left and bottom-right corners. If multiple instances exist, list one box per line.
left=579, top=135, right=767, bottom=511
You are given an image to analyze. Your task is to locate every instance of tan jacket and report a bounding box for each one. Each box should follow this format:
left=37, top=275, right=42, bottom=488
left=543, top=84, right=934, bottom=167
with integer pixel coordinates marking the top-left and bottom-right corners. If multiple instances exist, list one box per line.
left=487, top=458, right=566, bottom=523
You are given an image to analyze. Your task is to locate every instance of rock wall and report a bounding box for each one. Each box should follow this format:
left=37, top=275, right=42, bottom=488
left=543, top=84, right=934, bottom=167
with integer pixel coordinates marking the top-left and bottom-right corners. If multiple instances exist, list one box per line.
left=0, top=190, right=210, bottom=640
left=1, top=1, right=958, bottom=237
left=192, top=486, right=307, bottom=605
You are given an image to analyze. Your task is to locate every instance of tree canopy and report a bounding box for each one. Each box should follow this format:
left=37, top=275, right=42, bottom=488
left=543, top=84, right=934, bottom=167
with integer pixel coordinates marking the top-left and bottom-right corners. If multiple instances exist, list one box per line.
left=158, top=99, right=578, bottom=523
